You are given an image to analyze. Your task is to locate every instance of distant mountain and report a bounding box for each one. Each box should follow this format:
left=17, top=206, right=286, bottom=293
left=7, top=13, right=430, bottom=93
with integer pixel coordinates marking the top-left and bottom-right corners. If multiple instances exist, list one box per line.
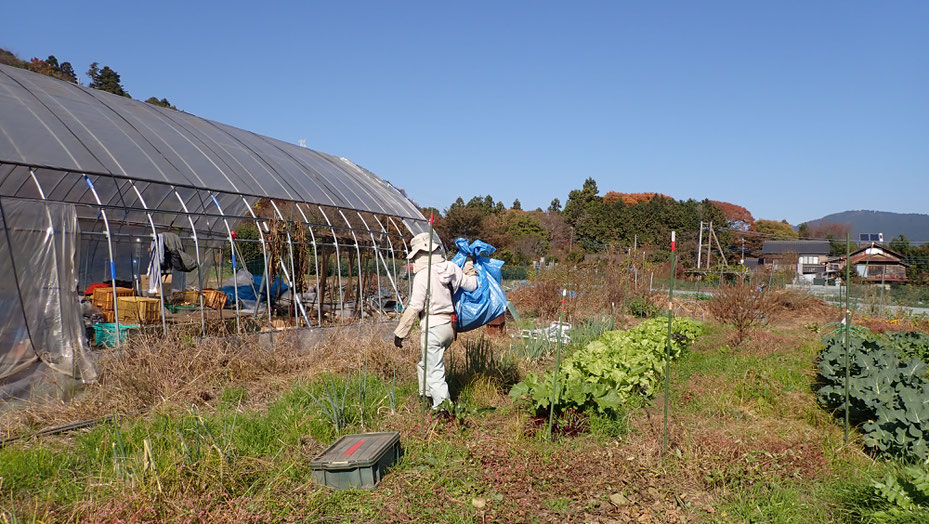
left=802, top=210, right=929, bottom=242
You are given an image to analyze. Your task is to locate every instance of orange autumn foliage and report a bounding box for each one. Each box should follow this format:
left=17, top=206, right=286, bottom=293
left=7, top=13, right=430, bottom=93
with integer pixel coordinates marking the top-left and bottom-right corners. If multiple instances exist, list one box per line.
left=603, top=192, right=671, bottom=205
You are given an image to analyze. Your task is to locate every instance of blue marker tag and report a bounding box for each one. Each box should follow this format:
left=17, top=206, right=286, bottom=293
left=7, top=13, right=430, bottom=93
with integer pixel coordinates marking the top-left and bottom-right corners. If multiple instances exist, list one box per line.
left=110, top=261, right=116, bottom=279
left=84, top=175, right=95, bottom=190
left=231, top=253, right=237, bottom=269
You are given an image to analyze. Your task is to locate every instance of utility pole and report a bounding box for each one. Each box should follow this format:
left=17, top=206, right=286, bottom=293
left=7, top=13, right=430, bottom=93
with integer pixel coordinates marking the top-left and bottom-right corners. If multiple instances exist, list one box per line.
left=696, top=221, right=703, bottom=269
left=706, top=221, right=712, bottom=269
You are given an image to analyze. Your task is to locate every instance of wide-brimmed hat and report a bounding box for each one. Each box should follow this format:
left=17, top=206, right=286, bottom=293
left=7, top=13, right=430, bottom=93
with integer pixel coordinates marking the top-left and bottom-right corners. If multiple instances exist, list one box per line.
left=406, top=232, right=441, bottom=259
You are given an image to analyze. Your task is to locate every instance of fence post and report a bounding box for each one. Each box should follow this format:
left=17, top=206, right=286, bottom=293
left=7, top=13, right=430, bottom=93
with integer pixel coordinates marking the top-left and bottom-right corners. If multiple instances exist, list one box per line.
left=844, top=234, right=851, bottom=444
left=663, top=231, right=677, bottom=458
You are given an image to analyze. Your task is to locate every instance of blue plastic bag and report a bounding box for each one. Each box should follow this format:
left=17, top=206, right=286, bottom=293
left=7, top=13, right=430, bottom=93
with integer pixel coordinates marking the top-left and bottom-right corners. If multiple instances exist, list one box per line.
left=451, top=238, right=508, bottom=332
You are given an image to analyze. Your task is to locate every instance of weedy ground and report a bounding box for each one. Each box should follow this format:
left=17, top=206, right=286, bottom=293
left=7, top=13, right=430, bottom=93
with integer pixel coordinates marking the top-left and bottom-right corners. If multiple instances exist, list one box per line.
left=0, top=292, right=926, bottom=522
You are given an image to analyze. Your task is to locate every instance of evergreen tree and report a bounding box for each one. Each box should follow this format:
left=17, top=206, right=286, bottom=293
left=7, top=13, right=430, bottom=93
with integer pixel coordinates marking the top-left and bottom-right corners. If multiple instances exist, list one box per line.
left=145, top=97, right=176, bottom=109
left=87, top=62, right=130, bottom=97
left=548, top=198, right=561, bottom=213
left=58, top=62, right=77, bottom=83
left=512, top=199, right=522, bottom=210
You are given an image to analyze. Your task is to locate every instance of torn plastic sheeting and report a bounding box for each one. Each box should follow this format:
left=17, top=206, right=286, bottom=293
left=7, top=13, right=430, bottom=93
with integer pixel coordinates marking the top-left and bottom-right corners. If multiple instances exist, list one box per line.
left=451, top=238, right=507, bottom=333
left=0, top=199, right=96, bottom=400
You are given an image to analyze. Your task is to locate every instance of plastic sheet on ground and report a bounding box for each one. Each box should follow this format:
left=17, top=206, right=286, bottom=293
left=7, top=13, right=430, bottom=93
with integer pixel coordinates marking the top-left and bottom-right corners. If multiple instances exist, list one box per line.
left=220, top=273, right=289, bottom=305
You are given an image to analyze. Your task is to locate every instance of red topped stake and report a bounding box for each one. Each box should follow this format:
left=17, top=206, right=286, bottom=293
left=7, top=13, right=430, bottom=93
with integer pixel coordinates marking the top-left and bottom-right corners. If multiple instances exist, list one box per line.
left=429, top=213, right=435, bottom=225
left=671, top=231, right=676, bottom=252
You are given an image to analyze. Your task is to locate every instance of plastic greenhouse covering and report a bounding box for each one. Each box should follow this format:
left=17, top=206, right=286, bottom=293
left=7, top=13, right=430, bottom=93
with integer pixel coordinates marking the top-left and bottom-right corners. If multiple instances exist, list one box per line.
left=0, top=199, right=95, bottom=401
left=0, top=62, right=436, bottom=403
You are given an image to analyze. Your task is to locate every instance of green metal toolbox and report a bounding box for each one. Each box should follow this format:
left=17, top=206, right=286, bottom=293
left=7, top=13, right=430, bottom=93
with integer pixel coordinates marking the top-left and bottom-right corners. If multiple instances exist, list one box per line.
left=310, top=431, right=402, bottom=490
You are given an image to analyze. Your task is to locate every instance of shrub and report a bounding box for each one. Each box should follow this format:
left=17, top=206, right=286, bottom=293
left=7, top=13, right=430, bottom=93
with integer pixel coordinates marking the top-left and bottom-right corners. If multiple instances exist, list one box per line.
left=706, top=281, right=772, bottom=345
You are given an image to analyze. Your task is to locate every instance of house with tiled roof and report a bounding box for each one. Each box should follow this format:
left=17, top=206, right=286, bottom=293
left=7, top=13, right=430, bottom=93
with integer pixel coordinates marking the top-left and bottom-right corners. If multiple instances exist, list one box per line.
left=760, top=240, right=832, bottom=278
left=825, top=244, right=909, bottom=284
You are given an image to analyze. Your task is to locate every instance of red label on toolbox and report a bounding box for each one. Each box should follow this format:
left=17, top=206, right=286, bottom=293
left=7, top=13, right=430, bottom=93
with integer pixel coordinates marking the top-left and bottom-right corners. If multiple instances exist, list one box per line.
left=343, top=439, right=366, bottom=456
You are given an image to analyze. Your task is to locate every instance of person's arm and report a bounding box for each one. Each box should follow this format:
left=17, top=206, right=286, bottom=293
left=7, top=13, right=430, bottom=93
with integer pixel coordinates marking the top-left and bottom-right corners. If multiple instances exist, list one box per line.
left=394, top=272, right=426, bottom=342
left=453, top=261, right=479, bottom=293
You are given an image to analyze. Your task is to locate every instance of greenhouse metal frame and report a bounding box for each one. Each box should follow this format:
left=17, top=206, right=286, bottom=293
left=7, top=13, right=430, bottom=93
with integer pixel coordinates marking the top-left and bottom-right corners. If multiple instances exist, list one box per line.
left=0, top=63, right=431, bottom=399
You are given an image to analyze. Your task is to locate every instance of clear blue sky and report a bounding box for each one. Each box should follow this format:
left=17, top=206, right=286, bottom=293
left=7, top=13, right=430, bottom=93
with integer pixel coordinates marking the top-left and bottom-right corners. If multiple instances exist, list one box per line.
left=4, top=1, right=926, bottom=224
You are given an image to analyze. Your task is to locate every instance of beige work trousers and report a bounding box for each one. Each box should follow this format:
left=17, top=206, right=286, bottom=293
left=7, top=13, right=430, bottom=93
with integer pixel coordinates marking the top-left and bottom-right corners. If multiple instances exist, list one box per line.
left=418, top=322, right=455, bottom=409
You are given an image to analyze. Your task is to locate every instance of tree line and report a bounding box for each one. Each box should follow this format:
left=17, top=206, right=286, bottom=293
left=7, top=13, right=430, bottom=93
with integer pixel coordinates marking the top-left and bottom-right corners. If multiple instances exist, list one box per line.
left=1, top=48, right=176, bottom=109
left=422, top=177, right=929, bottom=284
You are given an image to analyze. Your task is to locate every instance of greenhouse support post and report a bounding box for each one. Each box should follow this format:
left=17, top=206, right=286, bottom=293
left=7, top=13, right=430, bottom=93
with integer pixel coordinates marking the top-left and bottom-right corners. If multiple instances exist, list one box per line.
left=387, top=216, right=412, bottom=298
left=318, top=207, right=345, bottom=325
left=548, top=288, right=567, bottom=440
left=338, top=210, right=364, bottom=321
left=173, top=189, right=206, bottom=336
left=270, top=201, right=310, bottom=327
left=210, top=194, right=241, bottom=333
left=663, top=231, right=677, bottom=458
left=84, top=175, right=121, bottom=345
left=241, top=198, right=273, bottom=327
left=129, top=182, right=167, bottom=336
left=295, top=203, right=323, bottom=327
left=373, top=215, right=404, bottom=311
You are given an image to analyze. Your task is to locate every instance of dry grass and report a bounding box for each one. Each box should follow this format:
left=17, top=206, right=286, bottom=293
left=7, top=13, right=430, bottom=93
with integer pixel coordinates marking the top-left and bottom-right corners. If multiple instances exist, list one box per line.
left=767, top=290, right=841, bottom=326
left=0, top=326, right=414, bottom=439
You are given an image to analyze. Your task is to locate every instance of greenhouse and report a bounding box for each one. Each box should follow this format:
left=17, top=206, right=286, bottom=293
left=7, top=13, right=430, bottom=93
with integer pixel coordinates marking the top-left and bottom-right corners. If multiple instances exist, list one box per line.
left=0, top=63, right=429, bottom=401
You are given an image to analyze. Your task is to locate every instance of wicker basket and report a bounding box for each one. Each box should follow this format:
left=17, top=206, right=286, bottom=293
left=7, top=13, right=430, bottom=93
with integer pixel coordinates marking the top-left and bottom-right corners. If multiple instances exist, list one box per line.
left=170, top=290, right=201, bottom=305
left=100, top=310, right=116, bottom=323
left=202, top=289, right=227, bottom=310
left=92, top=287, right=134, bottom=310
left=117, top=296, right=162, bottom=324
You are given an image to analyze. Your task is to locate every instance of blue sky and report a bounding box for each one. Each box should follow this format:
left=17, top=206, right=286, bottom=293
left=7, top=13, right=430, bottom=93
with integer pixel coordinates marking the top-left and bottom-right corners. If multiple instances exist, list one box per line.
left=3, top=1, right=926, bottom=224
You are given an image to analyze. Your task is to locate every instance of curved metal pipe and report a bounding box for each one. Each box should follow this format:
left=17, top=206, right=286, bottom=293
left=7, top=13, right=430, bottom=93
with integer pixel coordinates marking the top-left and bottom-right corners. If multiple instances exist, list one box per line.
left=317, top=206, right=344, bottom=325
left=240, top=197, right=273, bottom=328
left=128, top=181, right=168, bottom=335
left=82, top=175, right=121, bottom=345
left=338, top=210, right=364, bottom=321
left=172, top=188, right=206, bottom=337
left=294, top=203, right=322, bottom=327
left=209, top=194, right=241, bottom=333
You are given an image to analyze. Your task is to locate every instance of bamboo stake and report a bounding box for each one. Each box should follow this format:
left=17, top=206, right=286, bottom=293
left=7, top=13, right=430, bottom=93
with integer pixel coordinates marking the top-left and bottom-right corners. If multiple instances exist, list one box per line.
left=421, top=215, right=435, bottom=426
left=844, top=234, right=851, bottom=444
left=663, top=231, right=677, bottom=458
left=548, top=288, right=567, bottom=440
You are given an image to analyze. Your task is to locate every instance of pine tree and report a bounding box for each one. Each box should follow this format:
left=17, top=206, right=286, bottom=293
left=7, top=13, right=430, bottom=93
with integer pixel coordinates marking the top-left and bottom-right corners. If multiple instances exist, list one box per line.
left=87, top=62, right=130, bottom=97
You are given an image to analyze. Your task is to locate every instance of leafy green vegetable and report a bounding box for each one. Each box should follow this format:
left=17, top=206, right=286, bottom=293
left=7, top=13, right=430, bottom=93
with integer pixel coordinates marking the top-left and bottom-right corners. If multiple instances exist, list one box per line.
left=816, top=329, right=929, bottom=462
left=871, top=464, right=929, bottom=521
left=510, top=317, right=703, bottom=416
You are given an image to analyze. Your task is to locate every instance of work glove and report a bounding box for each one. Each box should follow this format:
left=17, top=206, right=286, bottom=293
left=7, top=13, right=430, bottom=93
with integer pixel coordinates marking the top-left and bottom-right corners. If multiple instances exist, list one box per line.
left=463, top=260, right=477, bottom=277
left=394, top=335, right=404, bottom=349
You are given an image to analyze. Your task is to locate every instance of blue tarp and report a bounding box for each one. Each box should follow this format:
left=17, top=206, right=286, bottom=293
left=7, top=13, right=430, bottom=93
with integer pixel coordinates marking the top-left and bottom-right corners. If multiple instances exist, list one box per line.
left=451, top=238, right=507, bottom=332
left=220, top=275, right=288, bottom=304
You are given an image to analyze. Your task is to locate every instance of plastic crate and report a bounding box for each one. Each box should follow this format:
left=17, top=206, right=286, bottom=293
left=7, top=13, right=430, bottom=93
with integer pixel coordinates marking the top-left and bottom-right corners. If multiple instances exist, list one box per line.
left=117, top=296, right=162, bottom=324
left=92, top=322, right=140, bottom=347
left=170, top=290, right=201, bottom=305
left=310, top=432, right=402, bottom=490
left=203, top=289, right=227, bottom=310
left=92, top=287, right=133, bottom=309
